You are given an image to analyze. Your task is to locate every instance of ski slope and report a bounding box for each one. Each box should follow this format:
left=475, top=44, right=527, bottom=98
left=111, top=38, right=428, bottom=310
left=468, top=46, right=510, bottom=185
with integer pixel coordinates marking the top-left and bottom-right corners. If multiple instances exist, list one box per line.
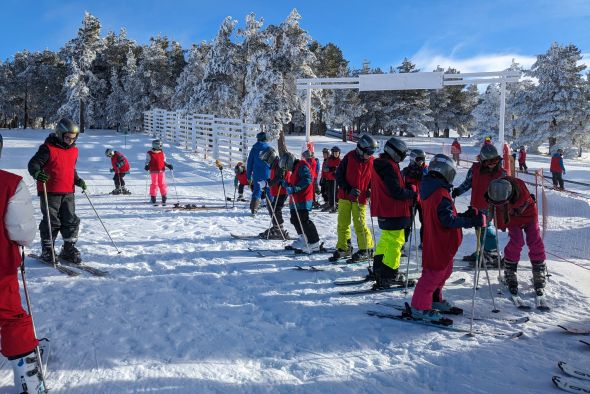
left=0, top=129, right=589, bottom=394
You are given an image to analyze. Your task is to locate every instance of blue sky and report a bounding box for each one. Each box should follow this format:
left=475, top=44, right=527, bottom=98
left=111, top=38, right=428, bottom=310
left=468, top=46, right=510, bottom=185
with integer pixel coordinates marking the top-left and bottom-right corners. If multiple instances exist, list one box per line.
left=2, top=0, right=589, bottom=73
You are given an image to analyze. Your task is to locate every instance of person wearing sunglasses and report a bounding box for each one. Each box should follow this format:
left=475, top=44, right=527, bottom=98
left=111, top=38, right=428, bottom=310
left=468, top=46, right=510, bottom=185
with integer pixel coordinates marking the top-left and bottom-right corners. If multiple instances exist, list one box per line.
left=329, top=134, right=377, bottom=263
left=452, top=144, right=506, bottom=265
left=28, top=118, right=87, bottom=265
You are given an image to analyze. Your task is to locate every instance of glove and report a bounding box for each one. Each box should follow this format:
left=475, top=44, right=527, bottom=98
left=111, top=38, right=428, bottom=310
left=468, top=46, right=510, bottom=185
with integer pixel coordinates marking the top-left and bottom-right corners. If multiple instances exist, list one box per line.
left=109, top=168, right=115, bottom=173
left=459, top=206, right=478, bottom=218
left=365, top=189, right=371, bottom=199
left=144, top=165, right=149, bottom=171
left=166, top=164, right=174, bottom=170
left=258, top=180, right=267, bottom=189
left=77, top=179, right=87, bottom=191
left=279, top=179, right=289, bottom=188
left=451, top=189, right=460, bottom=198
left=33, top=170, right=50, bottom=183
left=472, top=212, right=487, bottom=228
left=285, top=186, right=294, bottom=194
left=350, top=188, right=361, bottom=199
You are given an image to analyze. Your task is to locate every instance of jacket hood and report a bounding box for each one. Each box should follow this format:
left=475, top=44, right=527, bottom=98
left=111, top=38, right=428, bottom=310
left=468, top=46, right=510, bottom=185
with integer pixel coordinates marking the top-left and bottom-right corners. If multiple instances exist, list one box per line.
left=420, top=173, right=453, bottom=200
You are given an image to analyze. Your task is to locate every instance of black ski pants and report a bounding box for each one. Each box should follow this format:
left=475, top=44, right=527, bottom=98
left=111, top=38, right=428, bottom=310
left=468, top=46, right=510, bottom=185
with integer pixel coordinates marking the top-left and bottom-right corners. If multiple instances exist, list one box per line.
left=39, top=193, right=80, bottom=242
left=551, top=172, right=564, bottom=189
left=114, top=172, right=126, bottom=188
left=266, top=194, right=287, bottom=226
left=325, top=180, right=337, bottom=207
left=290, top=208, right=319, bottom=244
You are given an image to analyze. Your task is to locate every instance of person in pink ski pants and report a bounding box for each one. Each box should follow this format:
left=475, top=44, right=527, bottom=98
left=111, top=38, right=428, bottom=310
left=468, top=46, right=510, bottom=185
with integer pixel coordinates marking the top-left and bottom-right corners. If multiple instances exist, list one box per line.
left=144, top=139, right=173, bottom=205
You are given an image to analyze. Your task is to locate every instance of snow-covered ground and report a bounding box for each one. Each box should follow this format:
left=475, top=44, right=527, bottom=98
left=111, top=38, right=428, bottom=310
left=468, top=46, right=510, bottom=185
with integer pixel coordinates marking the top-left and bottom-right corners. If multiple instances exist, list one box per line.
left=0, top=130, right=589, bottom=393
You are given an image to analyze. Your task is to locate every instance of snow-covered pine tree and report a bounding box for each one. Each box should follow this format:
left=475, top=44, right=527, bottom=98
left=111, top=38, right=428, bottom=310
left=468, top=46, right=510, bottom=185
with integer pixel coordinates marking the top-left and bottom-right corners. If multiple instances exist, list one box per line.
left=324, top=65, right=365, bottom=132
left=428, top=66, right=451, bottom=137
left=172, top=41, right=209, bottom=110
left=122, top=48, right=146, bottom=130
left=358, top=66, right=393, bottom=133
left=513, top=43, right=590, bottom=153
left=106, top=68, right=126, bottom=129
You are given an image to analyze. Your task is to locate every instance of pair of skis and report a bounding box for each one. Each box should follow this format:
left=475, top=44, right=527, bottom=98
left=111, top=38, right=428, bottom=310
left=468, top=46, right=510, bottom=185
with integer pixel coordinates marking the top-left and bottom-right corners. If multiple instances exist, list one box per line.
left=334, top=276, right=462, bottom=296
left=554, top=361, right=590, bottom=393
left=28, top=254, right=109, bottom=277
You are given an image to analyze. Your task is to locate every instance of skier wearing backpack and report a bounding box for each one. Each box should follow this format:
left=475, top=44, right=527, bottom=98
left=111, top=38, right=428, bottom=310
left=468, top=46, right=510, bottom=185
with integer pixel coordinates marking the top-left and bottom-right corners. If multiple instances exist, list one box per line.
left=370, top=137, right=417, bottom=288
left=329, top=134, right=377, bottom=263
left=105, top=149, right=131, bottom=195
left=28, top=118, right=87, bottom=264
left=144, top=139, right=173, bottom=205
left=1, top=134, right=46, bottom=393
left=258, top=147, right=291, bottom=239
left=410, top=154, right=485, bottom=322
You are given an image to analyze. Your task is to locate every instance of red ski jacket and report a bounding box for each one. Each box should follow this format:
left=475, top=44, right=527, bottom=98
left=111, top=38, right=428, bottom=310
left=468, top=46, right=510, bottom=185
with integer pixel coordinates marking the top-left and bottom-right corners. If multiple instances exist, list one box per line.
left=0, top=170, right=23, bottom=276
left=36, top=143, right=78, bottom=193
left=111, top=151, right=130, bottom=174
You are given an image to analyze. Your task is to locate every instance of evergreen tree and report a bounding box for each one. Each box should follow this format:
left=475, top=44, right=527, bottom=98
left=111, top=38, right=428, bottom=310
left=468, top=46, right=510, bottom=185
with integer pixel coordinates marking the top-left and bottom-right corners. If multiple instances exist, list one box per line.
left=106, top=68, right=126, bottom=129
left=172, top=41, right=209, bottom=110
left=122, top=48, right=146, bottom=130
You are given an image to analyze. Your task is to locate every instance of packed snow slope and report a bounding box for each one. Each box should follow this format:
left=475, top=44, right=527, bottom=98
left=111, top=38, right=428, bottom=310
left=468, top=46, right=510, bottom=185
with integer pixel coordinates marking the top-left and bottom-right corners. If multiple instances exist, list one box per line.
left=0, top=130, right=589, bottom=394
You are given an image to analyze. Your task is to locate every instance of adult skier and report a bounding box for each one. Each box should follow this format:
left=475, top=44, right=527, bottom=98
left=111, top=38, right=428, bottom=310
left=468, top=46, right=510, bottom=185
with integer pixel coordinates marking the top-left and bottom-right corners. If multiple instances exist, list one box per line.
left=28, top=118, right=87, bottom=264
left=233, top=162, right=249, bottom=202
left=402, top=149, right=428, bottom=249
left=321, top=146, right=341, bottom=212
left=485, top=177, right=547, bottom=299
left=1, top=134, right=46, bottom=394
left=329, top=135, right=377, bottom=263
left=246, top=132, right=271, bottom=215
left=278, top=152, right=320, bottom=253
left=370, top=137, right=417, bottom=288
left=144, top=139, right=173, bottom=205
left=259, top=147, right=290, bottom=239
left=302, top=147, right=321, bottom=209
left=410, top=154, right=485, bottom=321
left=452, top=144, right=506, bottom=265
left=550, top=148, right=566, bottom=190
left=105, top=148, right=131, bottom=194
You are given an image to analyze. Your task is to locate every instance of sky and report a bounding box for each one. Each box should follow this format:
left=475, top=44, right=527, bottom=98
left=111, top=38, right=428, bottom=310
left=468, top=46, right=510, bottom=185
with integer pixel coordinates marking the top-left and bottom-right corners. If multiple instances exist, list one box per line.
left=1, top=0, right=590, bottom=73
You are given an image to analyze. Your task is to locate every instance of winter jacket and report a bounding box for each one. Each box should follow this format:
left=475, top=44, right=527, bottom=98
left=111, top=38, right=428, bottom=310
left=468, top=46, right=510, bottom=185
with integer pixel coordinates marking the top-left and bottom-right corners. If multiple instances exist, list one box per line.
left=322, top=156, right=340, bottom=181
left=402, top=162, right=428, bottom=205
left=145, top=150, right=169, bottom=172
left=287, top=159, right=314, bottom=210
left=454, top=162, right=506, bottom=210
left=550, top=154, right=565, bottom=173
left=0, top=170, right=36, bottom=276
left=336, top=150, right=373, bottom=205
left=111, top=151, right=130, bottom=174
left=246, top=141, right=270, bottom=182
left=28, top=133, right=82, bottom=195
left=490, top=176, right=537, bottom=230
left=451, top=141, right=461, bottom=154
left=236, top=171, right=249, bottom=186
left=518, top=149, right=526, bottom=164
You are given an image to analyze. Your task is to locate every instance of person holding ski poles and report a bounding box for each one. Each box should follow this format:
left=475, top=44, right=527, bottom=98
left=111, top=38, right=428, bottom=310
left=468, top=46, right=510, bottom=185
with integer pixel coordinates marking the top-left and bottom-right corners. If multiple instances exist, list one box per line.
left=258, top=147, right=291, bottom=239
left=28, top=118, right=87, bottom=264
left=409, top=154, right=485, bottom=322
left=105, top=148, right=131, bottom=195
left=246, top=132, right=271, bottom=215
left=278, top=152, right=320, bottom=253
left=370, top=137, right=417, bottom=288
left=1, top=134, right=46, bottom=393
left=145, top=139, right=173, bottom=206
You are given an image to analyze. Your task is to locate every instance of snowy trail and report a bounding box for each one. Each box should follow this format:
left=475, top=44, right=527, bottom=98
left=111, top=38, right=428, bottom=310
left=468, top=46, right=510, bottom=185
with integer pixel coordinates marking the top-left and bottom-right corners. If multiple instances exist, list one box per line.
left=0, top=130, right=589, bottom=393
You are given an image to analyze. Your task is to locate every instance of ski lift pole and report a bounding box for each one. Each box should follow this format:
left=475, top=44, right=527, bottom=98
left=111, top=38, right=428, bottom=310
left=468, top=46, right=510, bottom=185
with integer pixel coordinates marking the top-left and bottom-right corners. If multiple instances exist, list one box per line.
left=215, top=160, right=228, bottom=209
left=82, top=191, right=122, bottom=254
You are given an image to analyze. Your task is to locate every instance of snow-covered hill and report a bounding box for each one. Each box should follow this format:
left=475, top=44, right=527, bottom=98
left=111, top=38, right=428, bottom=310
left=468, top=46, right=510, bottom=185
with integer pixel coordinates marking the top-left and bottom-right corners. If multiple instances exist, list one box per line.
left=0, top=130, right=589, bottom=394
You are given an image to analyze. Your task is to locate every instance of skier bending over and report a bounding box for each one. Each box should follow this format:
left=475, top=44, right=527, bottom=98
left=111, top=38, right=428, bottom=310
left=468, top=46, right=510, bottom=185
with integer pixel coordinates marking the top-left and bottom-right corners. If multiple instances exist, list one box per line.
left=233, top=162, right=249, bottom=202
left=28, top=118, right=87, bottom=264
left=105, top=148, right=131, bottom=195
left=145, top=139, right=173, bottom=205
left=410, top=154, right=485, bottom=322
left=1, top=133, right=47, bottom=393
left=278, top=152, right=320, bottom=253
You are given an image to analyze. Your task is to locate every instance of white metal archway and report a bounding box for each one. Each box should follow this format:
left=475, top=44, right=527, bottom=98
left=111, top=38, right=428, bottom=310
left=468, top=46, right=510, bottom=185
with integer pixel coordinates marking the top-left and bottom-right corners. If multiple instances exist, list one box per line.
left=296, top=70, right=520, bottom=150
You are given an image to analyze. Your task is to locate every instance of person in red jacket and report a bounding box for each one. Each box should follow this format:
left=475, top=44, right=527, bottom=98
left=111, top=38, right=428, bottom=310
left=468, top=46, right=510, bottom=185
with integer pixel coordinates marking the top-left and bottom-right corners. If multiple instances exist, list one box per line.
left=518, top=146, right=528, bottom=172
left=1, top=134, right=47, bottom=393
left=370, top=137, right=417, bottom=288
left=319, top=148, right=330, bottom=207
left=105, top=149, right=131, bottom=195
left=550, top=148, right=566, bottom=190
left=409, top=154, right=485, bottom=322
left=233, top=162, right=249, bottom=202
left=321, top=146, right=341, bottom=212
left=28, top=118, right=87, bottom=264
left=450, top=138, right=461, bottom=165
left=485, top=177, right=547, bottom=300
left=402, top=149, right=428, bottom=249
left=145, top=139, right=173, bottom=205
left=302, top=147, right=321, bottom=209
left=258, top=147, right=290, bottom=239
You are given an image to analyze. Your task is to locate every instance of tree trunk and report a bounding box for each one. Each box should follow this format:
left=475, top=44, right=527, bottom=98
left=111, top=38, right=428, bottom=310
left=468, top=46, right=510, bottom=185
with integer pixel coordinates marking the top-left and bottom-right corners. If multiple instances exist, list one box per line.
left=278, top=124, right=288, bottom=156
left=79, top=99, right=85, bottom=133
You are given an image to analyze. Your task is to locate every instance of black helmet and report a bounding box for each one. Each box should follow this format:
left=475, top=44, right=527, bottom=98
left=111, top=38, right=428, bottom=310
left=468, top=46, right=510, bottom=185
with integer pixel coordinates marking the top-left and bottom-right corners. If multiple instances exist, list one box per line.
left=409, top=148, right=426, bottom=163
left=479, top=144, right=500, bottom=162
left=487, top=179, right=513, bottom=205
left=384, top=137, right=408, bottom=163
left=322, top=147, right=330, bottom=155
left=55, top=118, right=79, bottom=142
left=259, top=147, right=277, bottom=165
left=356, top=134, right=378, bottom=156
left=279, top=152, right=296, bottom=171
left=0, top=134, right=3, bottom=158
left=428, top=154, right=457, bottom=184
left=105, top=148, right=114, bottom=157
left=331, top=146, right=341, bottom=154
left=152, top=139, right=163, bottom=150
left=301, top=149, right=313, bottom=159
left=256, top=131, right=268, bottom=142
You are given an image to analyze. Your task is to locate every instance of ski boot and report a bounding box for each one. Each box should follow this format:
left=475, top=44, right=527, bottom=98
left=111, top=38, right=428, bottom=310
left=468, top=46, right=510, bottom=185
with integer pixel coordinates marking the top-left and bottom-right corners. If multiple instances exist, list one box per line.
left=11, top=350, right=46, bottom=394
left=162, top=195, right=167, bottom=206
left=463, top=251, right=477, bottom=262
left=483, top=249, right=500, bottom=268
left=40, top=240, right=56, bottom=263
left=250, top=199, right=260, bottom=215
left=121, top=187, right=131, bottom=195
left=288, top=234, right=305, bottom=250
left=503, top=259, right=519, bottom=295
left=237, top=194, right=246, bottom=202
left=372, top=255, right=407, bottom=288
left=266, top=225, right=288, bottom=240
left=59, top=241, right=82, bottom=265
left=150, top=196, right=157, bottom=205
left=349, top=248, right=373, bottom=263
left=328, top=240, right=353, bottom=262
left=300, top=241, right=321, bottom=254
left=432, top=300, right=463, bottom=315
left=111, top=187, right=122, bottom=195
left=408, top=307, right=452, bottom=325
left=531, top=261, right=547, bottom=296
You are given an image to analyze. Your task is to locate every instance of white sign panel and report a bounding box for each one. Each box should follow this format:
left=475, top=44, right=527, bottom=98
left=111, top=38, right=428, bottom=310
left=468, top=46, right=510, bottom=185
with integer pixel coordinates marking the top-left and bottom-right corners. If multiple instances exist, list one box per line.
left=359, top=72, right=444, bottom=91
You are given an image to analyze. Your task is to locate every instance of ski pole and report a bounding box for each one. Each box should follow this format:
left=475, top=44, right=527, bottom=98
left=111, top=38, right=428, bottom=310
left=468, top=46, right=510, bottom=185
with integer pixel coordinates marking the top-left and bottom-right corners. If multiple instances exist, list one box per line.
left=82, top=191, right=122, bottom=254
left=19, top=249, right=49, bottom=393
left=469, top=227, right=484, bottom=335
left=289, top=193, right=310, bottom=254
left=404, top=204, right=417, bottom=294
left=144, top=172, right=150, bottom=200
left=492, top=206, right=504, bottom=282
left=231, top=184, right=237, bottom=209
left=42, top=183, right=58, bottom=268
left=215, top=160, right=228, bottom=209
left=170, top=169, right=180, bottom=206
left=264, top=190, right=286, bottom=241
left=367, top=199, right=377, bottom=271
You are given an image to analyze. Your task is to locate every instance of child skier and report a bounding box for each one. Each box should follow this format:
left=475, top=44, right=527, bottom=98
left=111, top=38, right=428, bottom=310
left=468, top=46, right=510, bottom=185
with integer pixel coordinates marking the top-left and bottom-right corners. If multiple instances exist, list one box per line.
left=550, top=148, right=566, bottom=190
left=320, top=148, right=330, bottom=208
left=278, top=152, right=320, bottom=253
left=402, top=149, right=428, bottom=249
left=485, top=177, right=547, bottom=302
left=330, top=134, right=377, bottom=263
left=233, top=162, right=249, bottom=202
left=105, top=148, right=131, bottom=195
left=518, top=146, right=528, bottom=172
left=259, top=147, right=290, bottom=239
left=302, top=147, right=321, bottom=209
left=144, top=139, right=173, bottom=205
left=370, top=137, right=417, bottom=288
left=321, top=146, right=341, bottom=212
left=451, top=138, right=461, bottom=165
left=409, top=154, right=485, bottom=322
left=28, top=118, right=87, bottom=264
left=1, top=134, right=46, bottom=393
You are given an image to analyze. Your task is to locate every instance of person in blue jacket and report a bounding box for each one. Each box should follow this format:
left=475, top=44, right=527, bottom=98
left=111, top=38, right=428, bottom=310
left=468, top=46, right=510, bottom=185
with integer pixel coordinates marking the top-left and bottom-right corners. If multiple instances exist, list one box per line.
left=246, top=132, right=271, bottom=215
